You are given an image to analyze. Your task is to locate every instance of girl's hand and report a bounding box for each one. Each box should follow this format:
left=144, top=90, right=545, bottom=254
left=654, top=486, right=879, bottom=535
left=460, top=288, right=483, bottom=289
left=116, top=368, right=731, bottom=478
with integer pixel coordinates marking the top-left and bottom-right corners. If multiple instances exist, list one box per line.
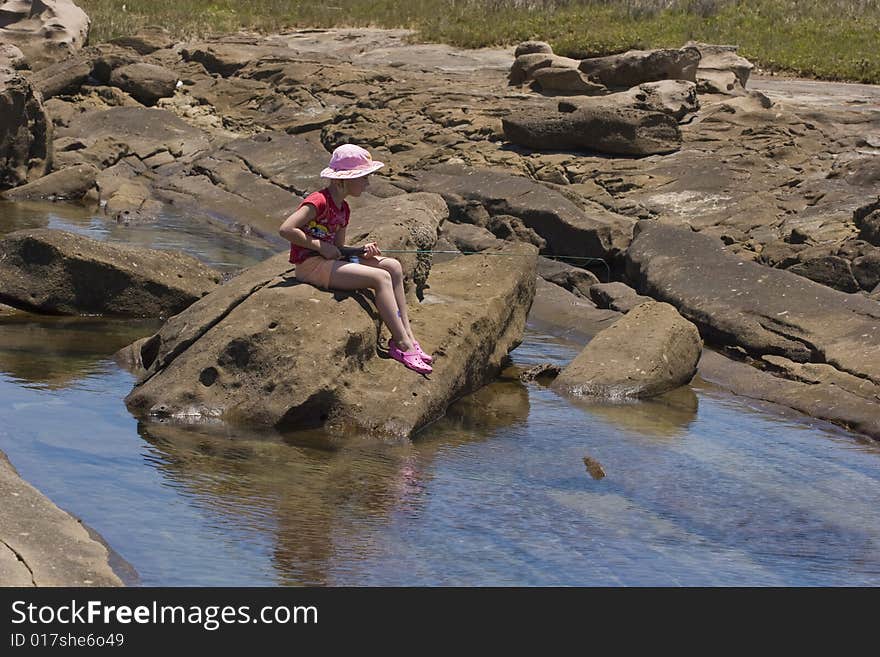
left=318, top=241, right=341, bottom=260
left=364, top=242, right=381, bottom=258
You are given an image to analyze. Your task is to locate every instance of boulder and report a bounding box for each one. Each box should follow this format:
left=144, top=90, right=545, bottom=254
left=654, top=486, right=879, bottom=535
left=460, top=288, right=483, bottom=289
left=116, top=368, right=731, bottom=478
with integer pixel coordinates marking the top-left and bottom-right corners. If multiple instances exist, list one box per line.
left=625, top=221, right=880, bottom=387
left=442, top=221, right=505, bottom=253
left=855, top=198, right=880, bottom=245
left=589, top=281, right=653, bottom=313
left=0, top=229, right=221, bottom=317
left=124, top=220, right=537, bottom=438
left=686, top=42, right=753, bottom=94
left=508, top=51, right=583, bottom=86
left=0, top=67, right=52, bottom=189
left=514, top=41, right=553, bottom=58
left=503, top=102, right=682, bottom=155
left=536, top=256, right=598, bottom=297
left=531, top=67, right=607, bottom=95
left=398, top=164, right=635, bottom=261
left=620, top=80, right=700, bottom=122
left=26, top=52, right=92, bottom=99
left=0, top=42, right=26, bottom=69
left=487, top=214, right=547, bottom=249
left=852, top=251, right=880, bottom=291
left=787, top=255, right=860, bottom=293
left=109, top=62, right=179, bottom=106
left=578, top=47, right=701, bottom=89
left=553, top=300, right=702, bottom=398
left=0, top=0, right=90, bottom=71
left=1, top=162, right=97, bottom=200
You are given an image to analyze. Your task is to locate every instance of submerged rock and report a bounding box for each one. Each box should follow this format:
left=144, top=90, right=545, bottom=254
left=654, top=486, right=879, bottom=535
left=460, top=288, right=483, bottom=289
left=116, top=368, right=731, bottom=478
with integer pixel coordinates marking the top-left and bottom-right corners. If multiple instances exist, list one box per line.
left=0, top=229, right=220, bottom=317
left=553, top=300, right=702, bottom=399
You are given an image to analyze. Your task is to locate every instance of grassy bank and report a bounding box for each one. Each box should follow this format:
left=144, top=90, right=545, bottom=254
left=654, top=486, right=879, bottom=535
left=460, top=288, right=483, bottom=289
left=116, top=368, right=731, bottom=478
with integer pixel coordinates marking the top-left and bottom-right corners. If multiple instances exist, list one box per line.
left=76, top=0, right=880, bottom=83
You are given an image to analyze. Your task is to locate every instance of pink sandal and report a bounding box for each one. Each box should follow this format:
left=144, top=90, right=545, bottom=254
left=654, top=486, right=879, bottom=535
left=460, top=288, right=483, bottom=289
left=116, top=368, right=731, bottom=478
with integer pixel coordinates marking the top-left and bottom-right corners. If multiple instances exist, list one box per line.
left=412, top=340, right=433, bottom=364
left=389, top=339, right=432, bottom=374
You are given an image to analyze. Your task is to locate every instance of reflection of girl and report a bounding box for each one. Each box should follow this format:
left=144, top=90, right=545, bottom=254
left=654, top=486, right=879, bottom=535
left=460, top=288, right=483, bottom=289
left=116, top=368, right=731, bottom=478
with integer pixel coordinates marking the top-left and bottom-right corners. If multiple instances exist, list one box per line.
left=279, top=144, right=433, bottom=374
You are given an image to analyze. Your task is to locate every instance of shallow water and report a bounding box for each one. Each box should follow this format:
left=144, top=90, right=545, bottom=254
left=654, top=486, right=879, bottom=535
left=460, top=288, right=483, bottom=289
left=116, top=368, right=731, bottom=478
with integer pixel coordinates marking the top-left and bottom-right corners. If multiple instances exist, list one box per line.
left=2, top=204, right=880, bottom=586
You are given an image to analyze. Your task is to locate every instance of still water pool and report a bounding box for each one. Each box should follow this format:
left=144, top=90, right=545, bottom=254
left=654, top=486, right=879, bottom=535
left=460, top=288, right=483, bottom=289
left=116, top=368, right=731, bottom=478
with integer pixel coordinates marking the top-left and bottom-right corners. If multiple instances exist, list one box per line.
left=2, top=202, right=880, bottom=586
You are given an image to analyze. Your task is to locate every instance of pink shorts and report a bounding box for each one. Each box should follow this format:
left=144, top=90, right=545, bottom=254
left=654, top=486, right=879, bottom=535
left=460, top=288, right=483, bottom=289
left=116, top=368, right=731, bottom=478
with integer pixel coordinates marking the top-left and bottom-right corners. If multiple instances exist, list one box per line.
left=295, top=256, right=336, bottom=289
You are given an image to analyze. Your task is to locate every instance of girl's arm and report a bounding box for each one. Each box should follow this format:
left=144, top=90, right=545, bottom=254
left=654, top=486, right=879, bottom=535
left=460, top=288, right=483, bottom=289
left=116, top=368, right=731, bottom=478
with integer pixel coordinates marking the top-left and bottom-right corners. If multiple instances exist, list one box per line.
left=334, top=226, right=347, bottom=249
left=279, top=204, right=340, bottom=260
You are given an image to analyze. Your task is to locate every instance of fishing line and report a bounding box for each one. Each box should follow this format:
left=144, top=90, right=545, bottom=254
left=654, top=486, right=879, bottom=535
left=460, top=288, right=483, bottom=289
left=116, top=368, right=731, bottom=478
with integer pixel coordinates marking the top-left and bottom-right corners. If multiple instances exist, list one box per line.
left=340, top=247, right=611, bottom=282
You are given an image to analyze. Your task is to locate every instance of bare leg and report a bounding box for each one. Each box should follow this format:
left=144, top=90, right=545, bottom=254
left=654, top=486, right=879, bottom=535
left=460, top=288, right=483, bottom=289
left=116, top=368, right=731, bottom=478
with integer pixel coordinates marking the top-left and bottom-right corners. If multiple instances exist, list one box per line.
left=328, top=261, right=413, bottom=351
left=361, top=257, right=417, bottom=343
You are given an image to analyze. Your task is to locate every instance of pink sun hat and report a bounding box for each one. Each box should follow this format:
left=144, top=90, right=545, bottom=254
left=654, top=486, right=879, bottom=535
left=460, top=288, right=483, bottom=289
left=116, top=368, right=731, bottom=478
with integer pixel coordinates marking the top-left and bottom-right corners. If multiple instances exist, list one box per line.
left=320, top=144, right=385, bottom=179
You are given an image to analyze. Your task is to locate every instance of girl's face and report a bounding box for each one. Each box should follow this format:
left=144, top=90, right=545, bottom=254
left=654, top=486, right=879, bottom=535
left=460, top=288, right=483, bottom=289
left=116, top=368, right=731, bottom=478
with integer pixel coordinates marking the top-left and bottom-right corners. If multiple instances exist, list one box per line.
left=344, top=175, right=370, bottom=196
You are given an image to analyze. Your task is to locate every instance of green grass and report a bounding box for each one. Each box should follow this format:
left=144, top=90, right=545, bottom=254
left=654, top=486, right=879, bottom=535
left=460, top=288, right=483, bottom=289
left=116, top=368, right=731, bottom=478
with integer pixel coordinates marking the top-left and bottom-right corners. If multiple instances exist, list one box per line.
left=76, top=0, right=880, bottom=83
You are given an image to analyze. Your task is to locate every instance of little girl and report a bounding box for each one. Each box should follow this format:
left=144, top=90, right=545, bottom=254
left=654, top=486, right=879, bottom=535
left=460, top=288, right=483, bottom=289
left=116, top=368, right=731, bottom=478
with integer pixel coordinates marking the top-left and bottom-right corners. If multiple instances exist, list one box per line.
left=279, top=144, right=433, bottom=374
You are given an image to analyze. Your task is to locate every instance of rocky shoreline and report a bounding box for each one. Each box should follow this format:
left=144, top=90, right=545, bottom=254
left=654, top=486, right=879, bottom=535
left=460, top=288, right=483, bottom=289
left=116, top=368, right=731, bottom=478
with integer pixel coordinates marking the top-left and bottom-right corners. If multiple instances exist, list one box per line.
left=1, top=1, right=879, bottom=585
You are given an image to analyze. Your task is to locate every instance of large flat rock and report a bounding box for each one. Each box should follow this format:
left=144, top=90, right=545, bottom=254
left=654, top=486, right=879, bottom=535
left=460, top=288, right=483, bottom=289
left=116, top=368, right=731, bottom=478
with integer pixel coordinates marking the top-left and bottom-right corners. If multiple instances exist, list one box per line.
left=625, top=221, right=880, bottom=386
left=0, top=452, right=121, bottom=586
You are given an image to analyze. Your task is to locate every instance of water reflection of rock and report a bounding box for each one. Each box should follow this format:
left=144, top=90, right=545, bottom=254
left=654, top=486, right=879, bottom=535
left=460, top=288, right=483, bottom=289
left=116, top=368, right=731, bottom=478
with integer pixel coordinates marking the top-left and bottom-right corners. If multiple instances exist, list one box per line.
left=0, top=315, right=160, bottom=387
left=0, top=199, right=94, bottom=236
left=135, top=378, right=529, bottom=585
left=439, top=374, right=531, bottom=433
left=563, top=385, right=698, bottom=438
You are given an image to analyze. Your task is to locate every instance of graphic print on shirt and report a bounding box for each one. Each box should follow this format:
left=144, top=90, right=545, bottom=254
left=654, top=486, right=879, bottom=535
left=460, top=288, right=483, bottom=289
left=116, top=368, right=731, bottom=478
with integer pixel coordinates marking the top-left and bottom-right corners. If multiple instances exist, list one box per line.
left=306, top=219, right=331, bottom=241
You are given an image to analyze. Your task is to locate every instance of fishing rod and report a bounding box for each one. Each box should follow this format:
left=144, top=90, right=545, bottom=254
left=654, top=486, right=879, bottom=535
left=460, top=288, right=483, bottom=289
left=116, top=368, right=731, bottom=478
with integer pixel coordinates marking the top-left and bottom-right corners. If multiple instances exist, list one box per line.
left=339, top=246, right=611, bottom=282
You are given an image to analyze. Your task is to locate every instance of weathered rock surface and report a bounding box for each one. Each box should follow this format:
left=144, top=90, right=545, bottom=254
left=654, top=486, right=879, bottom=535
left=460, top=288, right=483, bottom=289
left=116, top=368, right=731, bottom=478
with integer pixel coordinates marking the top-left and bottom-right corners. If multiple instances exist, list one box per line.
left=686, top=42, right=753, bottom=94
left=531, top=66, right=607, bottom=95
left=0, top=42, right=26, bottom=69
left=626, top=221, right=880, bottom=387
left=0, top=229, right=220, bottom=317
left=589, top=281, right=653, bottom=313
left=787, top=255, right=860, bottom=293
left=442, top=221, right=505, bottom=253
left=0, top=67, right=52, bottom=189
left=152, top=131, right=330, bottom=239
left=578, top=47, right=701, bottom=89
left=57, top=106, right=211, bottom=162
left=0, top=451, right=122, bottom=586
left=554, top=300, right=702, bottom=398
left=26, top=51, right=92, bottom=99
left=109, top=62, right=179, bottom=106
left=558, top=79, right=699, bottom=123
left=503, top=102, right=682, bottom=155
left=0, top=0, right=90, bottom=71
left=398, top=164, right=635, bottom=261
